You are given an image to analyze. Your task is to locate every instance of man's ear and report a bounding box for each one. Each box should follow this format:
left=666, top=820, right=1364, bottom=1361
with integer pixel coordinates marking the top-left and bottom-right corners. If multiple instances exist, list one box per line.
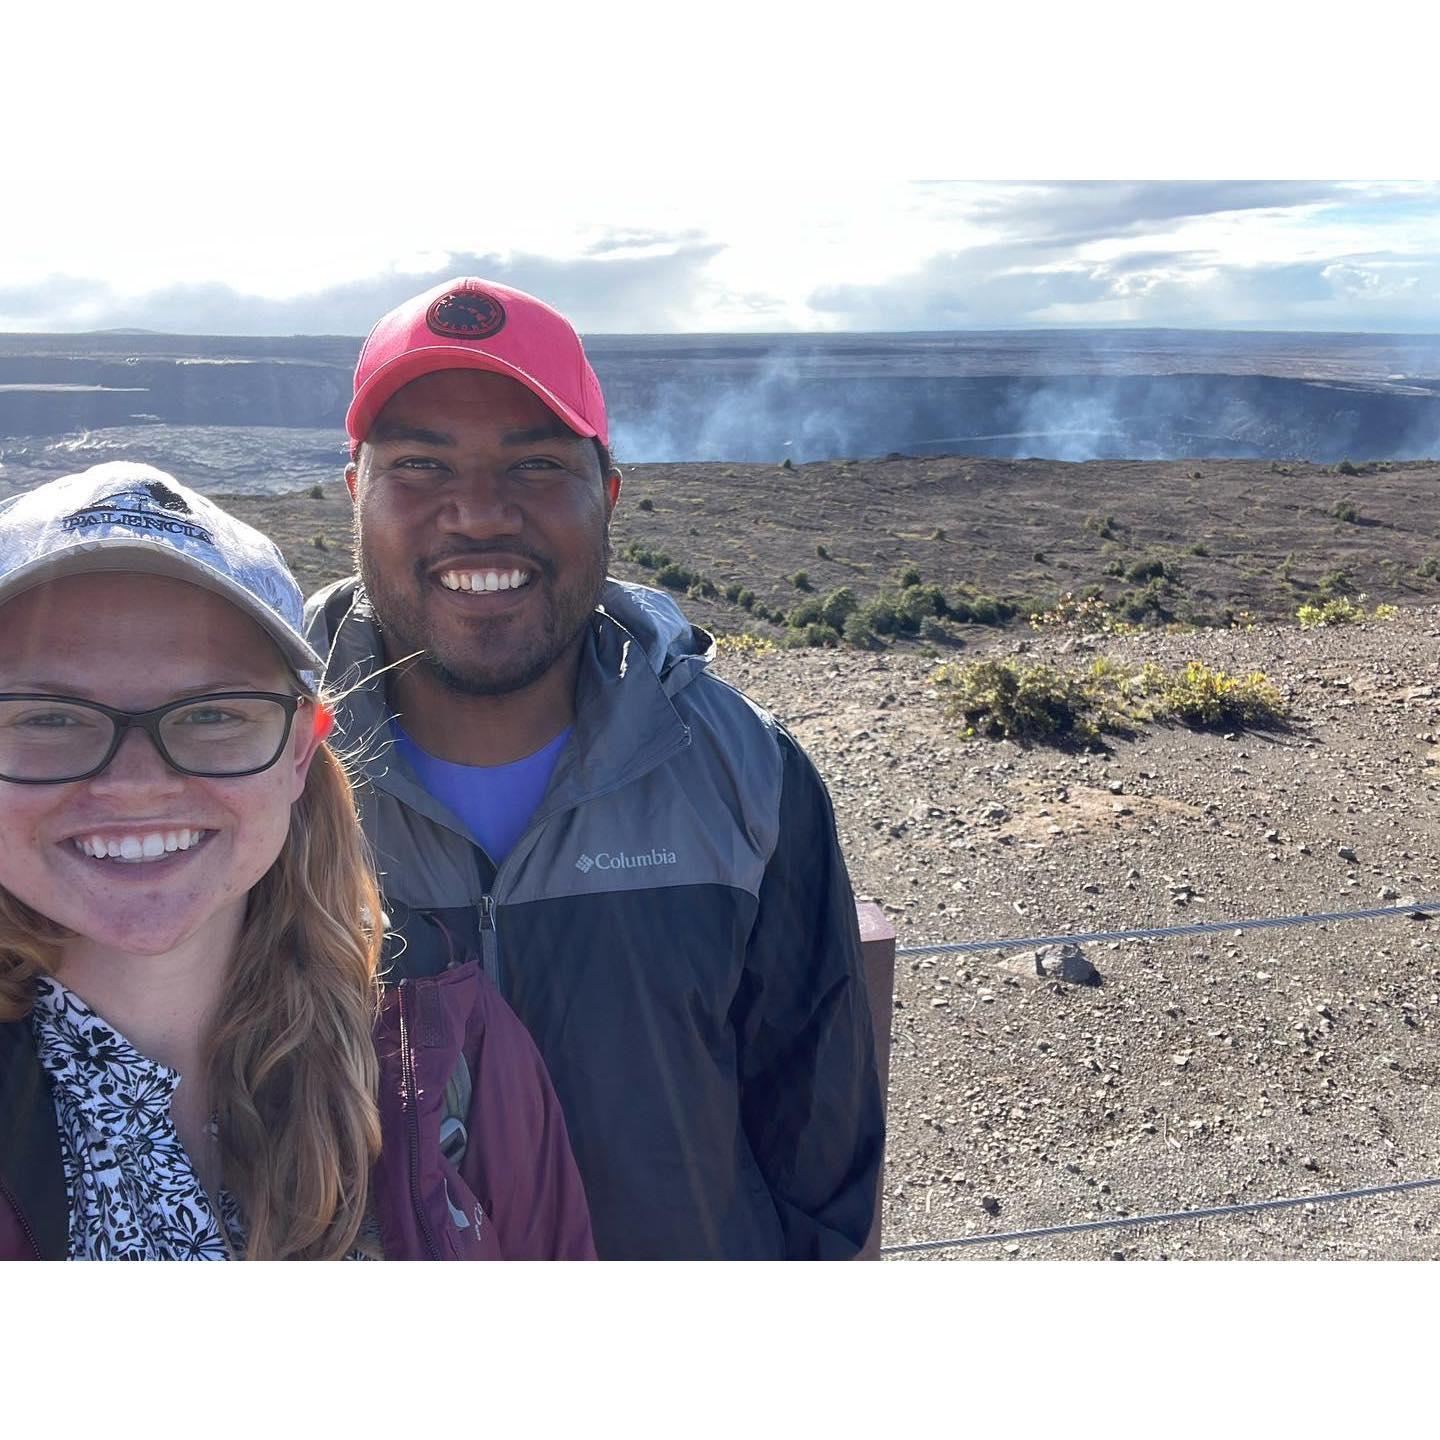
left=605, top=466, right=622, bottom=513
left=345, top=459, right=359, bottom=501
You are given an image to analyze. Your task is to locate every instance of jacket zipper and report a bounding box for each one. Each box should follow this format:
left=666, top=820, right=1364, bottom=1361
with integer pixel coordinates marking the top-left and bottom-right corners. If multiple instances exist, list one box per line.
left=396, top=983, right=442, bottom=1261
left=477, top=895, right=500, bottom=990
left=0, top=1170, right=43, bottom=1260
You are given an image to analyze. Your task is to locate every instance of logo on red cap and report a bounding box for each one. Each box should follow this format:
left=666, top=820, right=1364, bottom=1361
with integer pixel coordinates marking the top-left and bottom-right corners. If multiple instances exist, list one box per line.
left=426, top=289, right=507, bottom=340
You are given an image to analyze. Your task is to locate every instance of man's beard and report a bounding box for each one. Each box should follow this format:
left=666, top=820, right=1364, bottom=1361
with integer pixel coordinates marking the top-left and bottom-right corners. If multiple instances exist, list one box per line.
left=357, top=529, right=611, bottom=698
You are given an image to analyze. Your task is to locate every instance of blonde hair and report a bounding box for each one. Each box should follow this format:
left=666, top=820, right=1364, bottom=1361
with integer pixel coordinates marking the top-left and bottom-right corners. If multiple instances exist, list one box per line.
left=0, top=734, right=384, bottom=1261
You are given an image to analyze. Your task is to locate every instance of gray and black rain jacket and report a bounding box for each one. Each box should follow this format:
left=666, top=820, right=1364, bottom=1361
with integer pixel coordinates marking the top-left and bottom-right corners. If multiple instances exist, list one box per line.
left=305, top=576, right=884, bottom=1260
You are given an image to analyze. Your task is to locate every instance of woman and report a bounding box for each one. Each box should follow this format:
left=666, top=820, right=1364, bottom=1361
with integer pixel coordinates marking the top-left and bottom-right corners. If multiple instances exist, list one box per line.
left=0, top=462, right=594, bottom=1260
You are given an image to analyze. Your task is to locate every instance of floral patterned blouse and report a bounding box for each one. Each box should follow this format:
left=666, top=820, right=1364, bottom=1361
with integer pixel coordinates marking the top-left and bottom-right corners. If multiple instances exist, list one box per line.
left=29, top=977, right=377, bottom=1260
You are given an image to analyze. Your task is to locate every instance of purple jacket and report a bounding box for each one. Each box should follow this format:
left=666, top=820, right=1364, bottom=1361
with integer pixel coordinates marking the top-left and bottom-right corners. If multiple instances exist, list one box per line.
left=0, top=962, right=596, bottom=1261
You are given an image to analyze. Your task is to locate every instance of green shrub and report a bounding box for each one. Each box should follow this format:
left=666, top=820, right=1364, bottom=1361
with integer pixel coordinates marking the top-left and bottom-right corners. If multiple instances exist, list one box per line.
left=655, top=562, right=693, bottom=590
left=312, top=533, right=328, bottom=550
left=1033, top=550, right=1047, bottom=563
left=1103, top=558, right=1126, bottom=578
left=1145, top=661, right=1288, bottom=730
left=859, top=597, right=899, bottom=636
left=1318, top=567, right=1355, bottom=596
left=637, top=497, right=654, bottom=512
left=1336, top=459, right=1360, bottom=477
left=1084, top=512, right=1120, bottom=540
left=686, top=577, right=718, bottom=600
left=1187, top=542, right=1210, bottom=556
left=737, top=589, right=756, bottom=611
left=816, top=543, right=830, bottom=559
left=791, top=570, right=812, bottom=591
left=1331, top=500, right=1359, bottom=523
left=1125, top=554, right=1171, bottom=584
left=800, top=623, right=842, bottom=648
left=723, top=582, right=743, bottom=603
left=931, top=528, right=947, bottom=541
left=896, top=583, right=947, bottom=628
left=1297, top=598, right=1366, bottom=628
left=819, top=586, right=859, bottom=630
left=897, top=565, right=923, bottom=589
left=308, top=483, right=324, bottom=500
left=787, top=597, right=824, bottom=628
left=780, top=457, right=795, bottom=471
left=933, top=659, right=1100, bottom=743
left=843, top=612, right=879, bottom=649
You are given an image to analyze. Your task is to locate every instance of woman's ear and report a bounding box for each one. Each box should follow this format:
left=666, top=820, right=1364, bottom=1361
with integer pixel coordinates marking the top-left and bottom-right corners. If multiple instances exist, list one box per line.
left=288, top=699, right=332, bottom=801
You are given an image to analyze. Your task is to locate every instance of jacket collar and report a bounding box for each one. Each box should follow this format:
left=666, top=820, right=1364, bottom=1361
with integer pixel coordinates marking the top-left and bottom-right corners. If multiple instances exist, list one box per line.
left=316, top=579, right=710, bottom=839
left=0, top=1015, right=68, bottom=1260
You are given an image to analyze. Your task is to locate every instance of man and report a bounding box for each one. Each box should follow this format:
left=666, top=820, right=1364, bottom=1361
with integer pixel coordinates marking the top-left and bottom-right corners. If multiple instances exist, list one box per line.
left=306, top=277, right=884, bottom=1259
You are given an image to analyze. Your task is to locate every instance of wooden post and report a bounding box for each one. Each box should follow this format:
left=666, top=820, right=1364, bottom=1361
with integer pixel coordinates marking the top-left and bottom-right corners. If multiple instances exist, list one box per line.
left=856, top=901, right=895, bottom=1259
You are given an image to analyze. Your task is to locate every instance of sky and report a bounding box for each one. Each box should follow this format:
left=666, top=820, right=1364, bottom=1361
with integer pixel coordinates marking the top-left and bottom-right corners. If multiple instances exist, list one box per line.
left=3, top=8, right=1436, bottom=339
left=5, top=180, right=1437, bottom=337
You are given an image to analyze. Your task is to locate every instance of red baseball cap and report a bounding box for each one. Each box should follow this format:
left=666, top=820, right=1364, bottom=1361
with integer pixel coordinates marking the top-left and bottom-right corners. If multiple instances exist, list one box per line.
left=346, top=277, right=609, bottom=451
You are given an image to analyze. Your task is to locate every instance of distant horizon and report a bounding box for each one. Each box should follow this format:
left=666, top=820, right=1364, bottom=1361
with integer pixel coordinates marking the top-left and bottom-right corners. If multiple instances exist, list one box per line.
left=7, top=323, right=1440, bottom=343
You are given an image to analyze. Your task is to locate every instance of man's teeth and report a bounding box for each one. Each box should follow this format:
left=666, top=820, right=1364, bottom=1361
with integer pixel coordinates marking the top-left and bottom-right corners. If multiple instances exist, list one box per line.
left=73, top=829, right=206, bottom=863
left=439, top=568, right=531, bottom=593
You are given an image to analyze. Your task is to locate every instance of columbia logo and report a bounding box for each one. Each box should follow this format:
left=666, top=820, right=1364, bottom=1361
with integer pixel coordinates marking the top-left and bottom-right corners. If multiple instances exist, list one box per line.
left=574, top=847, right=677, bottom=874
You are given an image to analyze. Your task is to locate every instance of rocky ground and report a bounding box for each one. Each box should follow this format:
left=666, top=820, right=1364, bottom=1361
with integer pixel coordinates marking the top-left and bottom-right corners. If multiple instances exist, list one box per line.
left=713, top=609, right=1440, bottom=1261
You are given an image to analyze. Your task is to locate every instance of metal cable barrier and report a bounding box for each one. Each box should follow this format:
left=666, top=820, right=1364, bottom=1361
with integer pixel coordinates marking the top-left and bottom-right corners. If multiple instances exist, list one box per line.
left=895, top=896, right=1440, bottom=957
left=882, top=896, right=1440, bottom=1257
left=880, top=1178, right=1440, bottom=1256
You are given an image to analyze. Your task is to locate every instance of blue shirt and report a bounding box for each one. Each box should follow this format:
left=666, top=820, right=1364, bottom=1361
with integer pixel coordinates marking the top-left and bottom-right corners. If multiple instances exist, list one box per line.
left=391, top=722, right=572, bottom=866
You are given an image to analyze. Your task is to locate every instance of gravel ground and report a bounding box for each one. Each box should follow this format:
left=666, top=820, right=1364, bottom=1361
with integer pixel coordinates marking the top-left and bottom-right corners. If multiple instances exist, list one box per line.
left=712, top=607, right=1440, bottom=1260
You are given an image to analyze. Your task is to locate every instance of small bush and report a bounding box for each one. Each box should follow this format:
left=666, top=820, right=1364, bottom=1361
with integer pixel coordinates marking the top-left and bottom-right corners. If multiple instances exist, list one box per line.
left=737, top=589, right=756, bottom=611
left=686, top=578, right=718, bottom=600
left=816, top=543, right=830, bottom=560
left=791, top=570, right=812, bottom=591
left=859, top=597, right=899, bottom=636
left=1373, top=603, right=1400, bottom=621
left=1336, top=458, right=1361, bottom=477
left=843, top=612, right=879, bottom=649
left=933, top=659, right=1101, bottom=744
left=800, top=623, right=842, bottom=648
left=819, top=586, right=859, bottom=630
left=1125, top=554, right=1171, bottom=585
left=920, top=615, right=959, bottom=647
left=1084, top=512, right=1120, bottom=540
left=931, top=528, right=947, bottom=541
left=1331, top=500, right=1359, bottom=523
left=896, top=565, right=923, bottom=589
left=312, top=533, right=329, bottom=551
left=1103, top=558, right=1126, bottom=578
left=948, top=590, right=1016, bottom=627
left=655, top=562, right=694, bottom=590
left=308, top=483, right=324, bottom=500
left=1187, top=542, right=1210, bottom=557
left=1146, top=661, right=1288, bottom=730
left=787, top=597, right=824, bottom=628
left=713, top=633, right=775, bottom=658
left=1033, top=550, right=1047, bottom=563
left=780, top=457, right=795, bottom=471
left=1297, top=598, right=1366, bottom=628
left=723, top=582, right=743, bottom=603
left=1318, top=567, right=1355, bottom=597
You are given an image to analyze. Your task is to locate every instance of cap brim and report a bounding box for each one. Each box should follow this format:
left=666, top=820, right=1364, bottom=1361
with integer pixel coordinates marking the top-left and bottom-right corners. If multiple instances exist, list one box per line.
left=346, top=345, right=600, bottom=448
left=0, top=539, right=324, bottom=688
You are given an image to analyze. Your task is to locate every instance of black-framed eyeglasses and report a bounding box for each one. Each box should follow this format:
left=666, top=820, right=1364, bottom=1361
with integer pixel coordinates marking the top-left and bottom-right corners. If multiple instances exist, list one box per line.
left=0, top=691, right=308, bottom=785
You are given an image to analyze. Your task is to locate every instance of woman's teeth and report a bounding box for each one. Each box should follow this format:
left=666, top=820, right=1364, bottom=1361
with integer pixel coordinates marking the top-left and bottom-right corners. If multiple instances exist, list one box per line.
left=73, top=829, right=206, bottom=863
left=439, top=568, right=531, bottom=593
